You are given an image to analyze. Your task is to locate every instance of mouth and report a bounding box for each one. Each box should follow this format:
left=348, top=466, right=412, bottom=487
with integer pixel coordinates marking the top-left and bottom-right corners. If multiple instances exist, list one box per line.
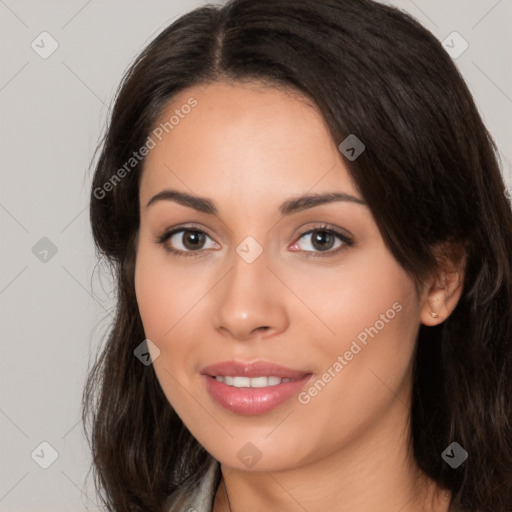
left=200, top=360, right=312, bottom=415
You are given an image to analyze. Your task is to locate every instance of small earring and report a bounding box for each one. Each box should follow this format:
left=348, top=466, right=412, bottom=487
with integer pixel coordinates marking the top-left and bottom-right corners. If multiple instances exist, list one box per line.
left=430, top=311, right=439, bottom=318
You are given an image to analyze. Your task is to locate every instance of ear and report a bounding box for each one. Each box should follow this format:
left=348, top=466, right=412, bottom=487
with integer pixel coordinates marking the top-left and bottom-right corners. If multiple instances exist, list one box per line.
left=420, top=243, right=466, bottom=326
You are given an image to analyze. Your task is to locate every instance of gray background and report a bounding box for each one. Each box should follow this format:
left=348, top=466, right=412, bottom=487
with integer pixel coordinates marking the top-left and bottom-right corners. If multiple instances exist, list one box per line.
left=0, top=1, right=510, bottom=510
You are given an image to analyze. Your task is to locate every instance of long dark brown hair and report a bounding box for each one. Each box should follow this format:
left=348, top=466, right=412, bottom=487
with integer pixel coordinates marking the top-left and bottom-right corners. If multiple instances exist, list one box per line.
left=83, top=0, right=512, bottom=510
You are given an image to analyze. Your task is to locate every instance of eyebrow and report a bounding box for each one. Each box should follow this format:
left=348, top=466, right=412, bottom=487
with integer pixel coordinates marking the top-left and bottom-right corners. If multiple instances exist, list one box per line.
left=145, top=189, right=366, bottom=216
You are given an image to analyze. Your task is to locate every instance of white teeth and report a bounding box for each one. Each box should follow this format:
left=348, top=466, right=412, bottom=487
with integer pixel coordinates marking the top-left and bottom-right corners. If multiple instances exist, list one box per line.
left=214, top=376, right=292, bottom=388
left=233, top=376, right=251, bottom=387
left=251, top=376, right=270, bottom=388
left=267, top=376, right=282, bottom=386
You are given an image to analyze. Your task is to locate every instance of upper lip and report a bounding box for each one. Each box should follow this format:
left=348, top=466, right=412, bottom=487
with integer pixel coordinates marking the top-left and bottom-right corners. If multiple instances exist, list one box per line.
left=200, top=360, right=311, bottom=379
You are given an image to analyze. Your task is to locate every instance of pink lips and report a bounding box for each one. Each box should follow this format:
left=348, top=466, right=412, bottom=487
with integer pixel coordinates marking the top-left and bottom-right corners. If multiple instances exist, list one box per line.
left=201, top=360, right=312, bottom=415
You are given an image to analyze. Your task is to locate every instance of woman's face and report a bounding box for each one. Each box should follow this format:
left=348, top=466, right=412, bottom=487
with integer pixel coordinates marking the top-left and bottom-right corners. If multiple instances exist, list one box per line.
left=135, top=81, right=425, bottom=472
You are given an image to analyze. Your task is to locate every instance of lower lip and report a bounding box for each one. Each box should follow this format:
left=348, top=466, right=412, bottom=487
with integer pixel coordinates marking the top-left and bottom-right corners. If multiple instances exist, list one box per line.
left=203, top=374, right=312, bottom=415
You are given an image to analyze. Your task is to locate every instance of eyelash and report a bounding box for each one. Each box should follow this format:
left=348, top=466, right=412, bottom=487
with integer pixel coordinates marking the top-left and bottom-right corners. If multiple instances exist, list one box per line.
left=155, top=224, right=354, bottom=259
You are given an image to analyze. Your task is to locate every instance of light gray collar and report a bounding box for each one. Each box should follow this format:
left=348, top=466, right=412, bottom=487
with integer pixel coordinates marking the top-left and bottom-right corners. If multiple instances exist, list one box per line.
left=188, top=458, right=221, bottom=512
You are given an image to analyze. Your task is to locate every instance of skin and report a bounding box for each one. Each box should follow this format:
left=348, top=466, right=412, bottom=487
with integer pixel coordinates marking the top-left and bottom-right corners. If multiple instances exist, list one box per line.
left=134, top=81, right=464, bottom=511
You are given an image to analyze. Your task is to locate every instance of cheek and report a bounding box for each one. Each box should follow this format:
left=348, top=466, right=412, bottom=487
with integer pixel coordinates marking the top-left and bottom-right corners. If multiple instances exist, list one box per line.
left=290, top=245, right=419, bottom=354
left=285, top=261, right=420, bottom=460
left=295, top=248, right=420, bottom=404
left=134, top=241, right=211, bottom=402
left=134, top=242, right=195, bottom=341
left=134, top=245, right=199, bottom=407
left=134, top=250, right=169, bottom=340
left=339, top=245, right=416, bottom=337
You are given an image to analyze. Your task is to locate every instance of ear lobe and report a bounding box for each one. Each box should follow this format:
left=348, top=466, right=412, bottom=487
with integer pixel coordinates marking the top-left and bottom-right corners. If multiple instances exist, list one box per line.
left=420, top=268, right=465, bottom=326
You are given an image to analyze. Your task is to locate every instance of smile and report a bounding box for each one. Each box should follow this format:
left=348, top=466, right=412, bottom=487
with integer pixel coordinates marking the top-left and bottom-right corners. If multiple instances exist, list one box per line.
left=201, top=360, right=312, bottom=415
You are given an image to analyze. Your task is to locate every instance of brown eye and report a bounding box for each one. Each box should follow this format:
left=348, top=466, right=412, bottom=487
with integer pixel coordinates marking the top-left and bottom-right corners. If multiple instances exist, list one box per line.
left=292, top=225, right=354, bottom=257
left=179, top=230, right=206, bottom=250
left=156, top=227, right=219, bottom=257
left=310, top=230, right=337, bottom=251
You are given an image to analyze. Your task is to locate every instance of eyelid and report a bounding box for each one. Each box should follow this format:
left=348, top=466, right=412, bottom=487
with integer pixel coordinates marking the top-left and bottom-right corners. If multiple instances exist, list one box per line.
left=291, top=223, right=354, bottom=258
left=155, top=222, right=354, bottom=257
left=155, top=222, right=211, bottom=242
left=155, top=223, right=218, bottom=257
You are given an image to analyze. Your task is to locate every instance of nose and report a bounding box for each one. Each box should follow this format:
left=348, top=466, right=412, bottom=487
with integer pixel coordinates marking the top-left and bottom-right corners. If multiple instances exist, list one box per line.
left=211, top=247, right=289, bottom=341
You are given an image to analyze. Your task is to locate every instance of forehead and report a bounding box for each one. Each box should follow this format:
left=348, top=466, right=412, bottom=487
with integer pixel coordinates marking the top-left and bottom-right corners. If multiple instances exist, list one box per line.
left=139, top=81, right=358, bottom=209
